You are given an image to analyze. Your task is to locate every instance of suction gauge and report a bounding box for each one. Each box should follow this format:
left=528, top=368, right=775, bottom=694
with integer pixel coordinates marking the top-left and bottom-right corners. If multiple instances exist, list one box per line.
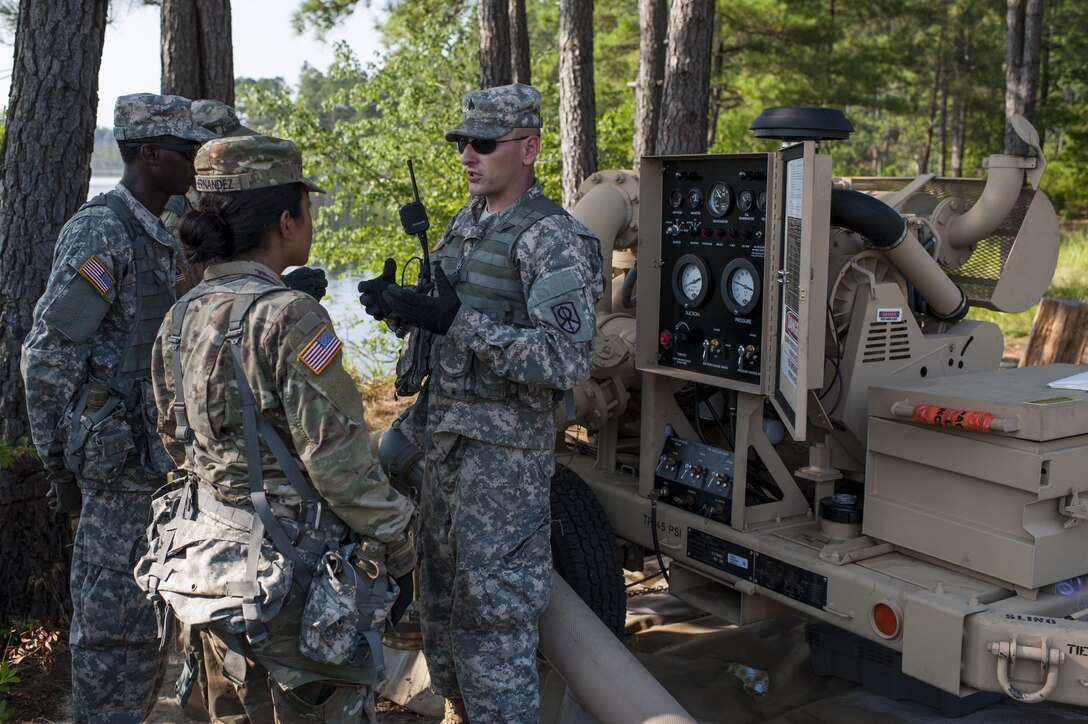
left=671, top=254, right=711, bottom=308
left=686, top=188, right=703, bottom=210
left=737, top=189, right=755, bottom=212
left=721, top=258, right=761, bottom=316
left=706, top=183, right=733, bottom=217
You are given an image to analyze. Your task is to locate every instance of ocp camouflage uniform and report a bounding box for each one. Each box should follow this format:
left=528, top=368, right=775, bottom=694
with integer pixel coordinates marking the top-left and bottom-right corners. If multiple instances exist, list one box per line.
left=152, top=265, right=414, bottom=717
left=399, top=180, right=602, bottom=722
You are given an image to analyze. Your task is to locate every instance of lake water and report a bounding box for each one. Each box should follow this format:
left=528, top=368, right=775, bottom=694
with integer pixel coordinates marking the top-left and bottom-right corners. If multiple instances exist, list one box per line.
left=90, top=175, right=395, bottom=375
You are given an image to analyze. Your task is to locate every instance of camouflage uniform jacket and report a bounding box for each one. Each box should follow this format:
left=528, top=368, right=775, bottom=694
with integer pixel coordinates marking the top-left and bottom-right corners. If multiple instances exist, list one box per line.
left=404, top=182, right=603, bottom=451
left=151, top=261, right=413, bottom=542
left=22, top=183, right=178, bottom=480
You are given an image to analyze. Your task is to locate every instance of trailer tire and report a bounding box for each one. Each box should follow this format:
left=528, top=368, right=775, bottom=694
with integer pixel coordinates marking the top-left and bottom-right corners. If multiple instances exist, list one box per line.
left=550, top=463, right=626, bottom=637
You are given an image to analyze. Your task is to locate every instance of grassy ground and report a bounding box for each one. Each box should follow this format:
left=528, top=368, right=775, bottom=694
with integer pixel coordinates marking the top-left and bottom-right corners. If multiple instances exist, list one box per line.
left=967, top=225, right=1088, bottom=346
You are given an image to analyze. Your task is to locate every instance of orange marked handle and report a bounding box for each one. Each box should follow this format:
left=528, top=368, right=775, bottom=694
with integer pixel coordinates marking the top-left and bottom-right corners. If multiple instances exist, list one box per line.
left=911, top=404, right=995, bottom=432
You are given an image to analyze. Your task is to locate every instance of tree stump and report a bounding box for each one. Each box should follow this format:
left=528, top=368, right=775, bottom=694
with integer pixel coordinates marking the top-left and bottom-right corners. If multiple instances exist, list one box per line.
left=1019, top=297, right=1088, bottom=367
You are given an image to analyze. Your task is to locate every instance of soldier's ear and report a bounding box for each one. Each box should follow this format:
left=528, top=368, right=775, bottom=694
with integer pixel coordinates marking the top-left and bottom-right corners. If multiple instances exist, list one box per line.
left=523, top=134, right=540, bottom=166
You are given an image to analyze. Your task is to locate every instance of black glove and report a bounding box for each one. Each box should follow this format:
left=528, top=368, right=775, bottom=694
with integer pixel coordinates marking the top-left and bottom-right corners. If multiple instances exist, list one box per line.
left=358, top=258, right=398, bottom=320
left=47, top=469, right=82, bottom=514
left=381, top=266, right=461, bottom=335
left=390, top=571, right=414, bottom=627
left=283, top=267, right=328, bottom=301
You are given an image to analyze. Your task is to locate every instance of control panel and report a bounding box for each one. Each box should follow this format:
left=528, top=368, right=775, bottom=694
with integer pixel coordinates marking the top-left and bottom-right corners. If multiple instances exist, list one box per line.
left=654, top=435, right=735, bottom=523
left=651, top=155, right=774, bottom=390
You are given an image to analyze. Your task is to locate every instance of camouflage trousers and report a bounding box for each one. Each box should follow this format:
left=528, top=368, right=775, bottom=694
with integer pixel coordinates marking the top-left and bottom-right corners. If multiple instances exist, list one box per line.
left=190, top=582, right=376, bottom=723
left=70, top=485, right=166, bottom=723
left=418, top=433, right=554, bottom=723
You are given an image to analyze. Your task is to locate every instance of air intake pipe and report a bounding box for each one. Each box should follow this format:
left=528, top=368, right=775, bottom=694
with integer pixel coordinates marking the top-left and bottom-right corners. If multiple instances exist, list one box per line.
left=831, top=188, right=967, bottom=322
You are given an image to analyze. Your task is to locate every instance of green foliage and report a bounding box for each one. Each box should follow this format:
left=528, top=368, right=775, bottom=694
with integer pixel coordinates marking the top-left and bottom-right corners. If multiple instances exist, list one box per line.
left=0, top=438, right=37, bottom=471
left=291, top=0, right=367, bottom=38
left=0, top=659, right=19, bottom=724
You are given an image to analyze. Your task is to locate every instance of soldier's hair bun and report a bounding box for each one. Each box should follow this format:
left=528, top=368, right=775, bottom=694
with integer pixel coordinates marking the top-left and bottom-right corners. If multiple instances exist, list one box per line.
left=178, top=184, right=304, bottom=264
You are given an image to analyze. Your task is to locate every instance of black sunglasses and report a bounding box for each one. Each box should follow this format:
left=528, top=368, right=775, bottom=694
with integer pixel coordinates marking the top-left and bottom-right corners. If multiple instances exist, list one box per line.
left=455, top=136, right=531, bottom=155
left=128, top=142, right=199, bottom=160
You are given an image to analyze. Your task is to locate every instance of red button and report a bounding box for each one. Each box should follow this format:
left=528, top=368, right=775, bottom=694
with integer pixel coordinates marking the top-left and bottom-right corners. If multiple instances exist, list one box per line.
left=659, top=331, right=673, bottom=349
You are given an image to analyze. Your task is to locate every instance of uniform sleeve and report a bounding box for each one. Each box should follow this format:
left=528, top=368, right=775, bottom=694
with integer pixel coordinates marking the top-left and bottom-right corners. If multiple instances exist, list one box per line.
left=150, top=314, right=186, bottom=466
left=268, top=298, right=414, bottom=541
left=20, top=212, right=130, bottom=472
left=445, top=215, right=604, bottom=391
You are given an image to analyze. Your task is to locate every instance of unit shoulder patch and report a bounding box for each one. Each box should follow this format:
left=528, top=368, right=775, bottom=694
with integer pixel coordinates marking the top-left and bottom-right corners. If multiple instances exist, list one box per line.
left=297, top=325, right=342, bottom=375
left=551, top=301, right=582, bottom=335
left=78, top=255, right=115, bottom=296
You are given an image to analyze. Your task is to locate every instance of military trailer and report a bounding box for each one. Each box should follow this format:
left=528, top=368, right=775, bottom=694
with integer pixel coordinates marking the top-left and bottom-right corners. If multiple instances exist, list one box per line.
left=382, top=107, right=1088, bottom=716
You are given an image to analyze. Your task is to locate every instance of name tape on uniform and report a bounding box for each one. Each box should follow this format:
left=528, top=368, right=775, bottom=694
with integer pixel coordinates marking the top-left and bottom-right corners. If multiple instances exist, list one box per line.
left=298, top=326, right=342, bottom=375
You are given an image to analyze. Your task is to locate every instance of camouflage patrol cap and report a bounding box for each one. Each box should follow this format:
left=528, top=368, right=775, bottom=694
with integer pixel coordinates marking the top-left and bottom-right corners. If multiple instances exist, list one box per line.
left=194, top=135, right=325, bottom=194
left=113, top=93, right=217, bottom=142
left=191, top=99, right=255, bottom=137
left=445, top=83, right=542, bottom=141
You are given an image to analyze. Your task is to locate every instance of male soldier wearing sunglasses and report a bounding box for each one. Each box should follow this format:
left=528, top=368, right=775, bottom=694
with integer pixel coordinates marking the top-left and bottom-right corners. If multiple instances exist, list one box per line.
left=21, top=93, right=215, bottom=721
left=359, top=83, right=602, bottom=723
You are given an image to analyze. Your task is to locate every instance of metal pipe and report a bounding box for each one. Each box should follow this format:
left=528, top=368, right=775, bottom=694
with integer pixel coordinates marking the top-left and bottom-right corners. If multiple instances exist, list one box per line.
left=572, top=177, right=638, bottom=315
left=945, top=156, right=1026, bottom=248
left=831, top=188, right=967, bottom=321
left=538, top=572, right=698, bottom=724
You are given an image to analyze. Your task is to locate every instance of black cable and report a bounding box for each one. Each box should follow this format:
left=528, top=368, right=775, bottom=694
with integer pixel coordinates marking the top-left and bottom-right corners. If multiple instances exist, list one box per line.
left=625, top=570, right=665, bottom=589
left=693, top=384, right=707, bottom=444
left=698, top=384, right=735, bottom=450
left=649, top=495, right=670, bottom=584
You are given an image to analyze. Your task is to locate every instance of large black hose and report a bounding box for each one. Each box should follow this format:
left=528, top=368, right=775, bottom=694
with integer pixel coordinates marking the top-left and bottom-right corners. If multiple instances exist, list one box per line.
left=830, top=188, right=908, bottom=249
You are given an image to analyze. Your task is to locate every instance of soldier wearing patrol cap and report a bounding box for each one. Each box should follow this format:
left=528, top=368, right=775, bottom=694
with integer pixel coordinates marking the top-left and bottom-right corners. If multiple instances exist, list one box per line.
left=21, top=92, right=215, bottom=721
left=163, top=99, right=328, bottom=301
left=145, top=135, right=416, bottom=721
left=359, top=83, right=603, bottom=722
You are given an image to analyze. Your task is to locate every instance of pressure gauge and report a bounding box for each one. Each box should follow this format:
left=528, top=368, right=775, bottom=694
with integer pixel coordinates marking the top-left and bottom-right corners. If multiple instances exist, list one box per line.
left=686, top=188, right=703, bottom=210
left=706, top=183, right=733, bottom=217
left=721, top=258, right=761, bottom=316
left=756, top=189, right=767, bottom=212
left=669, top=189, right=684, bottom=208
left=671, top=254, right=711, bottom=308
left=737, top=189, right=755, bottom=213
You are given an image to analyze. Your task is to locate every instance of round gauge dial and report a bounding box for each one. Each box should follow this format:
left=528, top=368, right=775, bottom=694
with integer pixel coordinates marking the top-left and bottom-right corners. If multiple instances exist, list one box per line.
left=670, top=254, right=711, bottom=308
left=686, top=188, right=703, bottom=210
left=720, top=258, right=761, bottom=316
left=706, top=183, right=733, bottom=217
left=669, top=189, right=684, bottom=208
left=756, top=189, right=767, bottom=212
left=737, top=189, right=755, bottom=212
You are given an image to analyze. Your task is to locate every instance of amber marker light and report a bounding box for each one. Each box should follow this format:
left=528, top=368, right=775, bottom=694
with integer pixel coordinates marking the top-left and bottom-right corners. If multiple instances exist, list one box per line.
left=872, top=602, right=900, bottom=639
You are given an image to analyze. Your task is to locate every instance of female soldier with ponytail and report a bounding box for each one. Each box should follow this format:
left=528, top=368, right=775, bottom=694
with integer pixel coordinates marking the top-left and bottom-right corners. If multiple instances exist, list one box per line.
left=145, top=135, right=416, bottom=721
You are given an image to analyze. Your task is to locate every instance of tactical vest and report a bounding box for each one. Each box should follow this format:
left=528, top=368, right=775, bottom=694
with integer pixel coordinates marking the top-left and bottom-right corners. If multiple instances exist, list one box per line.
left=429, top=195, right=567, bottom=411
left=83, top=193, right=176, bottom=383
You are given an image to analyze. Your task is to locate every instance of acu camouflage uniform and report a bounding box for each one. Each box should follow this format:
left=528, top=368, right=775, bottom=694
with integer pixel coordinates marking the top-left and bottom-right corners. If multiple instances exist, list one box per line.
left=398, top=84, right=603, bottom=723
left=150, top=135, right=414, bottom=722
left=20, top=93, right=215, bottom=722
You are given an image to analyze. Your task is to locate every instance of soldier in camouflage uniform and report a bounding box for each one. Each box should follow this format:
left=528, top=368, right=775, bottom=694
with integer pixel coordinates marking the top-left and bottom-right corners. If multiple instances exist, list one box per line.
left=359, top=83, right=603, bottom=723
left=150, top=135, right=416, bottom=721
left=163, top=99, right=328, bottom=301
left=21, top=93, right=216, bottom=722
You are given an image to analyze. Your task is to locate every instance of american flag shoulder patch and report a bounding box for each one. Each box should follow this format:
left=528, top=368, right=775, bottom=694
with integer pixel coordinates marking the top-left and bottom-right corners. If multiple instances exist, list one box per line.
left=297, top=326, right=342, bottom=375
left=78, top=255, right=114, bottom=296
left=175, top=264, right=186, bottom=284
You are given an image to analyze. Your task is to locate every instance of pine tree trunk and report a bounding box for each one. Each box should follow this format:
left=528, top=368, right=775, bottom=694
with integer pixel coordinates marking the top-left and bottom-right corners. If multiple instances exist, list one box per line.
left=509, top=0, right=530, bottom=84
left=559, top=0, right=596, bottom=209
left=0, top=0, right=107, bottom=622
left=633, top=0, right=666, bottom=171
left=1002, top=0, right=1043, bottom=155
left=656, top=0, right=714, bottom=155
left=921, top=21, right=947, bottom=173
left=478, top=0, right=512, bottom=88
left=161, top=0, right=234, bottom=106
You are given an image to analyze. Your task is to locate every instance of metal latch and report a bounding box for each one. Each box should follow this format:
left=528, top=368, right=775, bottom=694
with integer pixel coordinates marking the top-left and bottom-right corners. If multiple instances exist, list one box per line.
left=987, top=635, right=1065, bottom=703
left=1061, top=489, right=1088, bottom=529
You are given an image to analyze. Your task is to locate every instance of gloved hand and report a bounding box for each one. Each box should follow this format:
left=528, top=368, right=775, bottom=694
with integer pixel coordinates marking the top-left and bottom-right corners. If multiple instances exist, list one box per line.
left=47, top=469, right=82, bottom=514
left=385, top=519, right=418, bottom=579
left=357, top=258, right=398, bottom=320
left=390, top=571, right=414, bottom=627
left=381, top=266, right=461, bottom=335
left=283, top=267, right=328, bottom=301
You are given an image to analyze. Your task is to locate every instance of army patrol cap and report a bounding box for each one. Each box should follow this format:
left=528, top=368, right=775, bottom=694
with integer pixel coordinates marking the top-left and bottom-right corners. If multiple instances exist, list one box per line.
left=194, top=135, right=326, bottom=194
left=191, top=99, right=255, bottom=137
left=445, top=83, right=542, bottom=141
left=113, top=93, right=217, bottom=142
